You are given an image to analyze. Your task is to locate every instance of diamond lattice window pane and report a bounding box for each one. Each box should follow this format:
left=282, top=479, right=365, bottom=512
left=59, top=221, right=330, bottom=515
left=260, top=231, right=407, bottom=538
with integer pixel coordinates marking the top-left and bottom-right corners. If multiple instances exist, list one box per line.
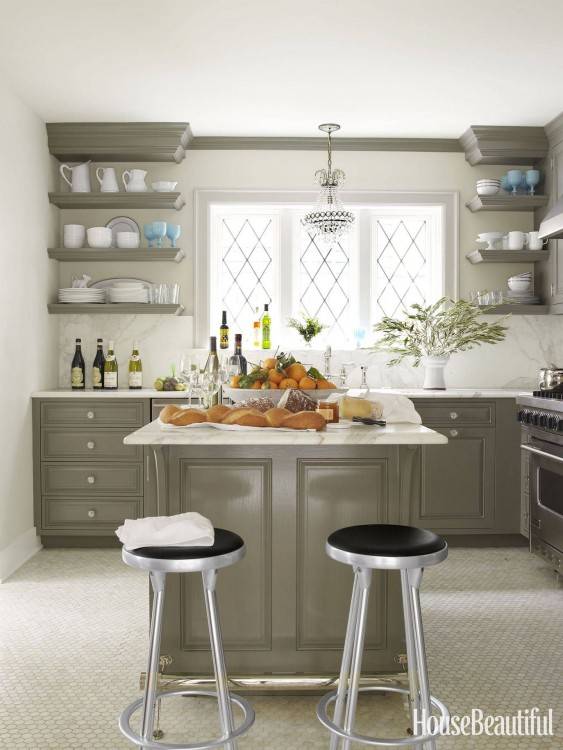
left=374, top=218, right=428, bottom=321
left=219, top=216, right=274, bottom=335
left=297, top=225, right=351, bottom=338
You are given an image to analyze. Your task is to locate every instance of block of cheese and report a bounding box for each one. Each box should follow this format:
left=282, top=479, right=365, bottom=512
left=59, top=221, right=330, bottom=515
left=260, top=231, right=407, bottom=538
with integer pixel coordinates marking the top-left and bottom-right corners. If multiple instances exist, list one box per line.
left=339, top=396, right=383, bottom=420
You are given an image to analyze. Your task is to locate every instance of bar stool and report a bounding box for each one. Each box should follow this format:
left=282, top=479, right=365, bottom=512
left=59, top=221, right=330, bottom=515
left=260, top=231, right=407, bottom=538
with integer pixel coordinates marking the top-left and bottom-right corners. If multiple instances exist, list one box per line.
left=118, top=528, right=255, bottom=750
left=317, top=524, right=449, bottom=749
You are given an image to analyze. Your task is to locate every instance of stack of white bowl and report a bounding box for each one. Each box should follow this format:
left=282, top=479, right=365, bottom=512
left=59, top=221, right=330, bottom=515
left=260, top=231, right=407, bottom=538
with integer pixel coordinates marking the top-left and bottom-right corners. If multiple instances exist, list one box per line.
left=63, top=224, right=86, bottom=248
left=108, top=281, right=149, bottom=303
left=476, top=178, right=501, bottom=196
left=58, top=287, right=106, bottom=303
left=116, top=231, right=140, bottom=249
left=506, top=272, right=540, bottom=304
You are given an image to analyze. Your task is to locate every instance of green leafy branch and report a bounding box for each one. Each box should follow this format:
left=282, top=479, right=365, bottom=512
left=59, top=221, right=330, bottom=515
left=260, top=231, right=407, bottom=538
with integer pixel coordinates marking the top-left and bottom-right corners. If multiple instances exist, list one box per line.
left=287, top=314, right=327, bottom=344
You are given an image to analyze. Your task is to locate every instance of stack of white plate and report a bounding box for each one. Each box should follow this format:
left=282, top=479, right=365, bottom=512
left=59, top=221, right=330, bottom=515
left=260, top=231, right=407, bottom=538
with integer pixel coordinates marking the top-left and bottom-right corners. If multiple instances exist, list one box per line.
left=107, top=281, right=149, bottom=303
left=58, top=287, right=106, bottom=303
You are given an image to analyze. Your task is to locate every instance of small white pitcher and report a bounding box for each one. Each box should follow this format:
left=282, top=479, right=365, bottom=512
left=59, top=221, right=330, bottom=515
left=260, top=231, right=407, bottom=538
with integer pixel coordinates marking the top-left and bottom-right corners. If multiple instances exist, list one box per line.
left=96, top=167, right=119, bottom=193
left=59, top=161, right=91, bottom=192
left=122, top=169, right=148, bottom=192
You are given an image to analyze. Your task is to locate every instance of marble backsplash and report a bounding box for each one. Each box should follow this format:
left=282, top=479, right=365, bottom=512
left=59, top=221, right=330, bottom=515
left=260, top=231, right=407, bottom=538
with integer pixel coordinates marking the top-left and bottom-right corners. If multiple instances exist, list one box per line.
left=58, top=313, right=561, bottom=391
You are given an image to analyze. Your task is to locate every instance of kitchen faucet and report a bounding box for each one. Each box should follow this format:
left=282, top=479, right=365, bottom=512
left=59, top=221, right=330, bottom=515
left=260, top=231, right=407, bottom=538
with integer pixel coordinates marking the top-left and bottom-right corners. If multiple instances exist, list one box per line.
left=323, top=345, right=332, bottom=381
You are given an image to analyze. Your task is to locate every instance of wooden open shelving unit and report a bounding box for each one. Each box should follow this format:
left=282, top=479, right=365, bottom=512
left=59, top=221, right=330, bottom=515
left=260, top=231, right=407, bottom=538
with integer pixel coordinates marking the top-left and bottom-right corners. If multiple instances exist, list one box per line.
left=48, top=248, right=185, bottom=263
left=49, top=192, right=185, bottom=211
left=465, top=194, right=548, bottom=213
left=48, top=303, right=184, bottom=315
left=478, top=304, right=548, bottom=315
left=466, top=249, right=550, bottom=264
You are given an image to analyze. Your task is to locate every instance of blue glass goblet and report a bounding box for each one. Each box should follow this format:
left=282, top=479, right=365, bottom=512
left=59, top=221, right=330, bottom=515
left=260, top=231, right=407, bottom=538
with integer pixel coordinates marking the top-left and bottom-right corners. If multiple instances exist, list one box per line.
left=143, top=223, right=155, bottom=248
left=166, top=223, right=181, bottom=248
left=152, top=221, right=167, bottom=248
left=507, top=170, right=523, bottom=196
left=525, top=169, right=540, bottom=196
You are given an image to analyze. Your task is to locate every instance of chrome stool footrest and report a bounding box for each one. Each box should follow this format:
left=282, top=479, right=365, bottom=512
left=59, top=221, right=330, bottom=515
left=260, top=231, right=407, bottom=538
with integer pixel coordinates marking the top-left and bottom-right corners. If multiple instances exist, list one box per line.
left=119, top=688, right=255, bottom=750
left=317, top=685, right=449, bottom=748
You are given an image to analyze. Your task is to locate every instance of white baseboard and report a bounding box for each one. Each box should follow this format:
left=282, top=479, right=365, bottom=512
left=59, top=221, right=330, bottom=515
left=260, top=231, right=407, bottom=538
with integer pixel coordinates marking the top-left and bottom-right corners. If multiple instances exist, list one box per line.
left=0, top=527, right=42, bottom=582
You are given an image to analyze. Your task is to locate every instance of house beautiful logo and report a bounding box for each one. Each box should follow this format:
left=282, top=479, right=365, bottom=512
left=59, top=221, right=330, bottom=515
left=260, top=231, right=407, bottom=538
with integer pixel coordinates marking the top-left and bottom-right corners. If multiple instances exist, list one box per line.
left=413, top=707, right=554, bottom=737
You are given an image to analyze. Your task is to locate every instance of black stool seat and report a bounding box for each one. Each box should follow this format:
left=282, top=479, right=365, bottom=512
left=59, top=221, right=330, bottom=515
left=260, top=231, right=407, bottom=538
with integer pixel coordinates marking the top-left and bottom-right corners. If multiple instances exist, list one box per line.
left=130, top=528, right=244, bottom=560
left=328, top=524, right=445, bottom=558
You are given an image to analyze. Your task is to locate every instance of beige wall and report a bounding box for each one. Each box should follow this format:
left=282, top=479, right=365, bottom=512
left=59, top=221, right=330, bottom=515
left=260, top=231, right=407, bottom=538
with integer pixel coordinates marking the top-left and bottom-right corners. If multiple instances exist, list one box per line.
left=0, top=79, right=58, bottom=576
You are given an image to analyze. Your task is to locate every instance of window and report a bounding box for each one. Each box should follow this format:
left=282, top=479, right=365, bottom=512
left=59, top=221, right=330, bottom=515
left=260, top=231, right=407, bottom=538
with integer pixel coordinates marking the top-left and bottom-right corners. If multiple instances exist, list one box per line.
left=197, top=190, right=457, bottom=348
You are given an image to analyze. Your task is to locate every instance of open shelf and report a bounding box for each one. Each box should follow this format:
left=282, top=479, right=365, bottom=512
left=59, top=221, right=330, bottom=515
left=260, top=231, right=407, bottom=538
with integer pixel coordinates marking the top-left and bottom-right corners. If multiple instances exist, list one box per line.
left=48, top=303, right=184, bottom=315
left=48, top=192, right=185, bottom=211
left=48, top=247, right=185, bottom=263
left=465, top=194, right=547, bottom=212
left=478, top=304, right=548, bottom=315
left=46, top=122, right=192, bottom=163
left=459, top=126, right=548, bottom=166
left=466, top=249, right=550, bottom=264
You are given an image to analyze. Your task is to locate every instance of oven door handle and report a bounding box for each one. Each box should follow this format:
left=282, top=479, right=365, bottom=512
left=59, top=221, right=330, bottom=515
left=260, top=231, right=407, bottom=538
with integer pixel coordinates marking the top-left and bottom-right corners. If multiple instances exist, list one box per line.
left=521, top=444, right=563, bottom=463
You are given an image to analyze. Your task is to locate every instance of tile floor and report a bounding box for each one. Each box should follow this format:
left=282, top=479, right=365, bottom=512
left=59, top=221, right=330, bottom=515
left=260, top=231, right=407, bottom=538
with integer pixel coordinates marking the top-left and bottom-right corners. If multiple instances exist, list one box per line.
left=0, top=547, right=561, bottom=749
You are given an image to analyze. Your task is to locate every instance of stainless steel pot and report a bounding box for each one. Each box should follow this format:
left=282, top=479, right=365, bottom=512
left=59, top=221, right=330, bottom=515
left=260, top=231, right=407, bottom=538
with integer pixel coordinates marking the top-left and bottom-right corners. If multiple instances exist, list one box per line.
left=539, top=365, right=563, bottom=389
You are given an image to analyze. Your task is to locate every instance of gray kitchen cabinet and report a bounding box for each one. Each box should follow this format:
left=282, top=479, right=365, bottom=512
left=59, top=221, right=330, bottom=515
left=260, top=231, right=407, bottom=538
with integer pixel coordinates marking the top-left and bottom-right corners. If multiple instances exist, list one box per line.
left=537, top=114, right=563, bottom=312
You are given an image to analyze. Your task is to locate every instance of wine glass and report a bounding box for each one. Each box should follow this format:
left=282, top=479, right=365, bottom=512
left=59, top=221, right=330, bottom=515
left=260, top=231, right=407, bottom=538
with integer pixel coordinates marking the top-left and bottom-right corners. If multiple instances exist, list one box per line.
left=152, top=221, right=167, bottom=248
left=143, top=223, right=155, bottom=248
left=507, top=170, right=523, bottom=196
left=525, top=169, right=540, bottom=196
left=166, top=223, right=182, bottom=248
left=353, top=327, right=366, bottom=349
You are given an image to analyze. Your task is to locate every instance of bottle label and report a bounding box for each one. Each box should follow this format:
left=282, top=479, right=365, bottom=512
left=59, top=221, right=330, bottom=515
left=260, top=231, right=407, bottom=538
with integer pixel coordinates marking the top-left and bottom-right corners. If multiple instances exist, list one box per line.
left=104, top=372, right=118, bottom=389
left=129, top=372, right=143, bottom=388
left=92, top=367, right=103, bottom=388
left=130, top=354, right=140, bottom=362
left=71, top=367, right=84, bottom=387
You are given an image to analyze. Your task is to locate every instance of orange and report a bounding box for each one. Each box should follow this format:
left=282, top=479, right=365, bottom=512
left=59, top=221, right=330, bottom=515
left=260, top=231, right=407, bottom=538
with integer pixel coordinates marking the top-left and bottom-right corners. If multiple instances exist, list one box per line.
left=229, top=375, right=241, bottom=388
left=279, top=377, right=299, bottom=389
left=317, top=380, right=336, bottom=389
left=286, top=363, right=307, bottom=382
left=266, top=381, right=279, bottom=389
left=251, top=381, right=263, bottom=389
left=268, top=368, right=283, bottom=384
left=298, top=376, right=317, bottom=390
left=263, top=357, right=277, bottom=370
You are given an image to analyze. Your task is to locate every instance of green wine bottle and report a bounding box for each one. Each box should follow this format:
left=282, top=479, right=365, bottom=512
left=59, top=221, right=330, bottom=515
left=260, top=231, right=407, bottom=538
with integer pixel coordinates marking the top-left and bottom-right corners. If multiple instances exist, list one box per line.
left=71, top=338, right=85, bottom=390
left=128, top=342, right=143, bottom=389
left=261, top=303, right=271, bottom=349
left=92, top=338, right=105, bottom=389
left=103, top=340, right=118, bottom=390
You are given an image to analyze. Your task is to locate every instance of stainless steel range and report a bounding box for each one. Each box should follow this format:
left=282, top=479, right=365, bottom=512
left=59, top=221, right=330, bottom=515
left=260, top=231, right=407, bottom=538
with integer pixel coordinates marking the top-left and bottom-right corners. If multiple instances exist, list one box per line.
left=517, top=390, right=563, bottom=574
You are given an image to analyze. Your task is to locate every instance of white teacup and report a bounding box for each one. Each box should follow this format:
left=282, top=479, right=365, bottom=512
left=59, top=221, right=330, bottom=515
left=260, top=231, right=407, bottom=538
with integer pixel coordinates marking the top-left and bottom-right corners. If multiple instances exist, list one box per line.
left=63, top=224, right=86, bottom=249
left=527, top=231, right=545, bottom=251
left=87, top=226, right=112, bottom=248
left=116, top=231, right=140, bottom=248
left=507, top=231, right=525, bottom=251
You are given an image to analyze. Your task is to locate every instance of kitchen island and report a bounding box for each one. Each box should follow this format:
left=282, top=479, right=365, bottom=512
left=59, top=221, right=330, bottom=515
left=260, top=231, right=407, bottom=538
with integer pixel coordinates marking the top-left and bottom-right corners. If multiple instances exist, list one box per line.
left=123, top=419, right=446, bottom=681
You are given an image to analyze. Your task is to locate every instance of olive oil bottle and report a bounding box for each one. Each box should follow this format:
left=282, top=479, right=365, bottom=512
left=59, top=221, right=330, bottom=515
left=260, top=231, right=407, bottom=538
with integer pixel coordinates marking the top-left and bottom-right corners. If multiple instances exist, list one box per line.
left=219, top=310, right=229, bottom=350
left=103, top=341, right=118, bottom=390
left=128, top=342, right=143, bottom=389
left=261, top=303, right=271, bottom=349
left=71, top=338, right=85, bottom=390
left=92, top=338, right=105, bottom=390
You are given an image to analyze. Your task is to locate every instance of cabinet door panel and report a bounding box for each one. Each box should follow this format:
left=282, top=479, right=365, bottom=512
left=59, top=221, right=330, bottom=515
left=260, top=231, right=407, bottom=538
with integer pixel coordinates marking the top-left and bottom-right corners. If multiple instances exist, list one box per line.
left=413, top=428, right=495, bottom=530
left=42, top=428, right=142, bottom=461
left=172, top=458, right=272, bottom=652
left=296, top=459, right=391, bottom=651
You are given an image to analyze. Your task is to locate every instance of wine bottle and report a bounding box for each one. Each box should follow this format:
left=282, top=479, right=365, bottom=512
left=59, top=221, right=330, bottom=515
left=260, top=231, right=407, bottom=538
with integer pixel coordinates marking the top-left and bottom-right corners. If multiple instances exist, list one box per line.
left=204, top=336, right=220, bottom=406
left=92, top=338, right=105, bottom=390
left=261, top=303, right=271, bottom=349
left=253, top=306, right=261, bottom=348
left=219, top=310, right=229, bottom=350
left=71, top=338, right=85, bottom=390
left=104, top=340, right=118, bottom=390
left=229, top=333, right=247, bottom=375
left=128, top=342, right=143, bottom=390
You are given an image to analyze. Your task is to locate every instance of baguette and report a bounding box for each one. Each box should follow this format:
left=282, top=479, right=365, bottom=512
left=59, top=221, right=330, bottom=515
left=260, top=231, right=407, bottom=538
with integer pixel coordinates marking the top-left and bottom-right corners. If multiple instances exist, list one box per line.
left=221, top=407, right=268, bottom=427
left=159, top=404, right=183, bottom=424
left=168, top=408, right=207, bottom=426
left=206, top=404, right=232, bottom=423
left=264, top=407, right=292, bottom=428
left=281, top=410, right=326, bottom=431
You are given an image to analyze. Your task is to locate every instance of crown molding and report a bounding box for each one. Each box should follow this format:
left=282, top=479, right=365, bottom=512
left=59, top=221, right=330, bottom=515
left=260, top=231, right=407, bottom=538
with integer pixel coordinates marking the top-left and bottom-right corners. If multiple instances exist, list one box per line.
left=188, top=136, right=462, bottom=152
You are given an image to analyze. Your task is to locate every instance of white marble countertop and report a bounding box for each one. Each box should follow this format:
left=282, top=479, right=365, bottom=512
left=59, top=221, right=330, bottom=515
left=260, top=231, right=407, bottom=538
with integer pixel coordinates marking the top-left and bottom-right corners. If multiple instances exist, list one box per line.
left=123, top=419, right=448, bottom=446
left=31, top=389, right=190, bottom=399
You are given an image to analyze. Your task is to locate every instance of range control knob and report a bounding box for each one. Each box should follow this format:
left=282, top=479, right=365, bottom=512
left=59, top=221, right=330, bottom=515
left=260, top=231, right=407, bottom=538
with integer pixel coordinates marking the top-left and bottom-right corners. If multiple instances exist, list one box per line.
left=532, top=412, right=540, bottom=426
left=539, top=413, right=548, bottom=427
left=525, top=411, right=533, bottom=424
left=517, top=410, right=526, bottom=423
left=548, top=415, right=560, bottom=430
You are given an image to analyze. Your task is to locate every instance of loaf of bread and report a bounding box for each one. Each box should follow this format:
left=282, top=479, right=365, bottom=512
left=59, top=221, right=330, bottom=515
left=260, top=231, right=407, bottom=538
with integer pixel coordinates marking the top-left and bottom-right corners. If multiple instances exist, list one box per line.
left=281, top=410, right=326, bottom=431
left=221, top=407, right=268, bottom=427
left=168, top=408, right=207, bottom=426
left=206, top=404, right=232, bottom=423
left=264, top=407, right=292, bottom=428
left=159, top=404, right=183, bottom=424
left=339, top=396, right=383, bottom=420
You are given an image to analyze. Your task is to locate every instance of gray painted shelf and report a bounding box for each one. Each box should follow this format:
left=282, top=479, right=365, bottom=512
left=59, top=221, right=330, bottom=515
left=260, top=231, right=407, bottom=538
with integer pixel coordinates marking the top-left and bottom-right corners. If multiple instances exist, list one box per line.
left=478, top=304, right=548, bottom=315
left=466, top=194, right=548, bottom=212
left=48, top=248, right=185, bottom=263
left=48, top=303, right=184, bottom=315
left=48, top=192, right=185, bottom=210
left=466, top=249, right=550, bottom=264
left=459, top=126, right=548, bottom=166
left=46, top=122, right=192, bottom=163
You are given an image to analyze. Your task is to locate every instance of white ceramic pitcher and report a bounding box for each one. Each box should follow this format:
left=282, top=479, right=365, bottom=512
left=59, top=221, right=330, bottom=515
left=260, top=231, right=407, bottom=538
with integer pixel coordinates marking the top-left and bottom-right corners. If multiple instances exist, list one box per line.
left=122, top=169, right=148, bottom=193
left=59, top=161, right=91, bottom=192
left=96, top=167, right=119, bottom=193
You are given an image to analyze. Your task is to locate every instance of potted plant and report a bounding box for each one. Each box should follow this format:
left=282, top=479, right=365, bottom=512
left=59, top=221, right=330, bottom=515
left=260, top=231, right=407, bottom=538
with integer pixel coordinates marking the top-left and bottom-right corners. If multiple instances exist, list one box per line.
left=287, top=314, right=327, bottom=347
left=371, top=298, right=508, bottom=389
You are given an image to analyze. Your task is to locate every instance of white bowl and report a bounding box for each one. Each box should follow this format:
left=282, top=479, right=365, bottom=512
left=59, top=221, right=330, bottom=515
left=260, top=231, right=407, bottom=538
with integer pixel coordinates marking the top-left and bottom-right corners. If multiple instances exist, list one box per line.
left=222, top=386, right=342, bottom=404
left=151, top=181, right=178, bottom=192
left=63, top=224, right=86, bottom=248
left=116, top=231, right=140, bottom=248
left=508, top=279, right=532, bottom=292
left=476, top=185, right=500, bottom=196
left=477, top=232, right=504, bottom=242
left=476, top=178, right=501, bottom=184
left=87, top=227, right=112, bottom=248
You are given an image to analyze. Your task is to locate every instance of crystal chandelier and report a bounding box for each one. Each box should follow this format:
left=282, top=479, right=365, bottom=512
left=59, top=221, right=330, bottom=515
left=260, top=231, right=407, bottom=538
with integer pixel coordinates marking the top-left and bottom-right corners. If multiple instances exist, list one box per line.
left=304, top=123, right=355, bottom=243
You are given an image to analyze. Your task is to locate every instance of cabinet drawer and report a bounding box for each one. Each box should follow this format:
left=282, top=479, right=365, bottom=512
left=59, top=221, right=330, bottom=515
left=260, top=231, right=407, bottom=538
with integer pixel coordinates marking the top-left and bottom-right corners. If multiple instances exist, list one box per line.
left=42, top=462, right=143, bottom=495
left=41, top=429, right=142, bottom=461
left=415, top=401, right=495, bottom=426
left=43, top=497, right=141, bottom=531
left=41, top=400, right=145, bottom=428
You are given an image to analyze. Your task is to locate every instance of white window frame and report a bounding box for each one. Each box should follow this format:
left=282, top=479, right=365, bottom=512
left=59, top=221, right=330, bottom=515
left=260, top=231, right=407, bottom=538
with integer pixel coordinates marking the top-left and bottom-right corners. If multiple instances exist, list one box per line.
left=194, top=189, right=458, bottom=348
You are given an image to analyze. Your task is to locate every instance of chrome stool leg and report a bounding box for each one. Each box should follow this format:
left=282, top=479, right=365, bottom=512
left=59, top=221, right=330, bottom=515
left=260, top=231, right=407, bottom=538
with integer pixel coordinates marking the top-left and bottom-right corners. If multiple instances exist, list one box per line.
left=330, top=570, right=361, bottom=750
left=408, top=568, right=436, bottom=750
left=203, top=569, right=236, bottom=750
left=400, top=569, right=420, bottom=731
left=140, top=571, right=166, bottom=750
left=342, top=568, right=372, bottom=750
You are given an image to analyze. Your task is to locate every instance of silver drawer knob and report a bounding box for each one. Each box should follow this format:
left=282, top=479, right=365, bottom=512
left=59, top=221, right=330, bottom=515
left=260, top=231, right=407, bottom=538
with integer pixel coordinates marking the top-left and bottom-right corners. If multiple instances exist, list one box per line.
left=87, top=475, right=95, bottom=484
left=87, top=509, right=96, bottom=519
left=449, top=429, right=458, bottom=437
left=449, top=411, right=458, bottom=420
left=87, top=441, right=95, bottom=450
left=87, top=411, right=95, bottom=420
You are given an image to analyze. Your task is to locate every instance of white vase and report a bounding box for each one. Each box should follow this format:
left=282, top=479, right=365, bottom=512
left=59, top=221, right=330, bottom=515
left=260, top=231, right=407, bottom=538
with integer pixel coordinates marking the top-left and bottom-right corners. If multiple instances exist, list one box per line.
left=422, top=355, right=450, bottom=390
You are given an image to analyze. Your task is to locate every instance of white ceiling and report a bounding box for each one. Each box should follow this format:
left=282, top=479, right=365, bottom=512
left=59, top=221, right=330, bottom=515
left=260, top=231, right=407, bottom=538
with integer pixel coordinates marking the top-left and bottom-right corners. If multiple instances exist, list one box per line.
left=1, top=0, right=562, bottom=137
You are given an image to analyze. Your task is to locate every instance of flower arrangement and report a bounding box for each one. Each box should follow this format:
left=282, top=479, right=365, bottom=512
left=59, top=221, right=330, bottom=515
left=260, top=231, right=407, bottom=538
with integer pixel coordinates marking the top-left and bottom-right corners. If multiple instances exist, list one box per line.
left=287, top=314, right=327, bottom=345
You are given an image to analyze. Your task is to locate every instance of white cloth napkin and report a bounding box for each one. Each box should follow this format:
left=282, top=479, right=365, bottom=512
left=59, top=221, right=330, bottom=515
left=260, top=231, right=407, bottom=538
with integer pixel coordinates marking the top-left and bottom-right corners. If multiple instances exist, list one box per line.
left=115, top=512, right=215, bottom=550
left=345, top=389, right=422, bottom=424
